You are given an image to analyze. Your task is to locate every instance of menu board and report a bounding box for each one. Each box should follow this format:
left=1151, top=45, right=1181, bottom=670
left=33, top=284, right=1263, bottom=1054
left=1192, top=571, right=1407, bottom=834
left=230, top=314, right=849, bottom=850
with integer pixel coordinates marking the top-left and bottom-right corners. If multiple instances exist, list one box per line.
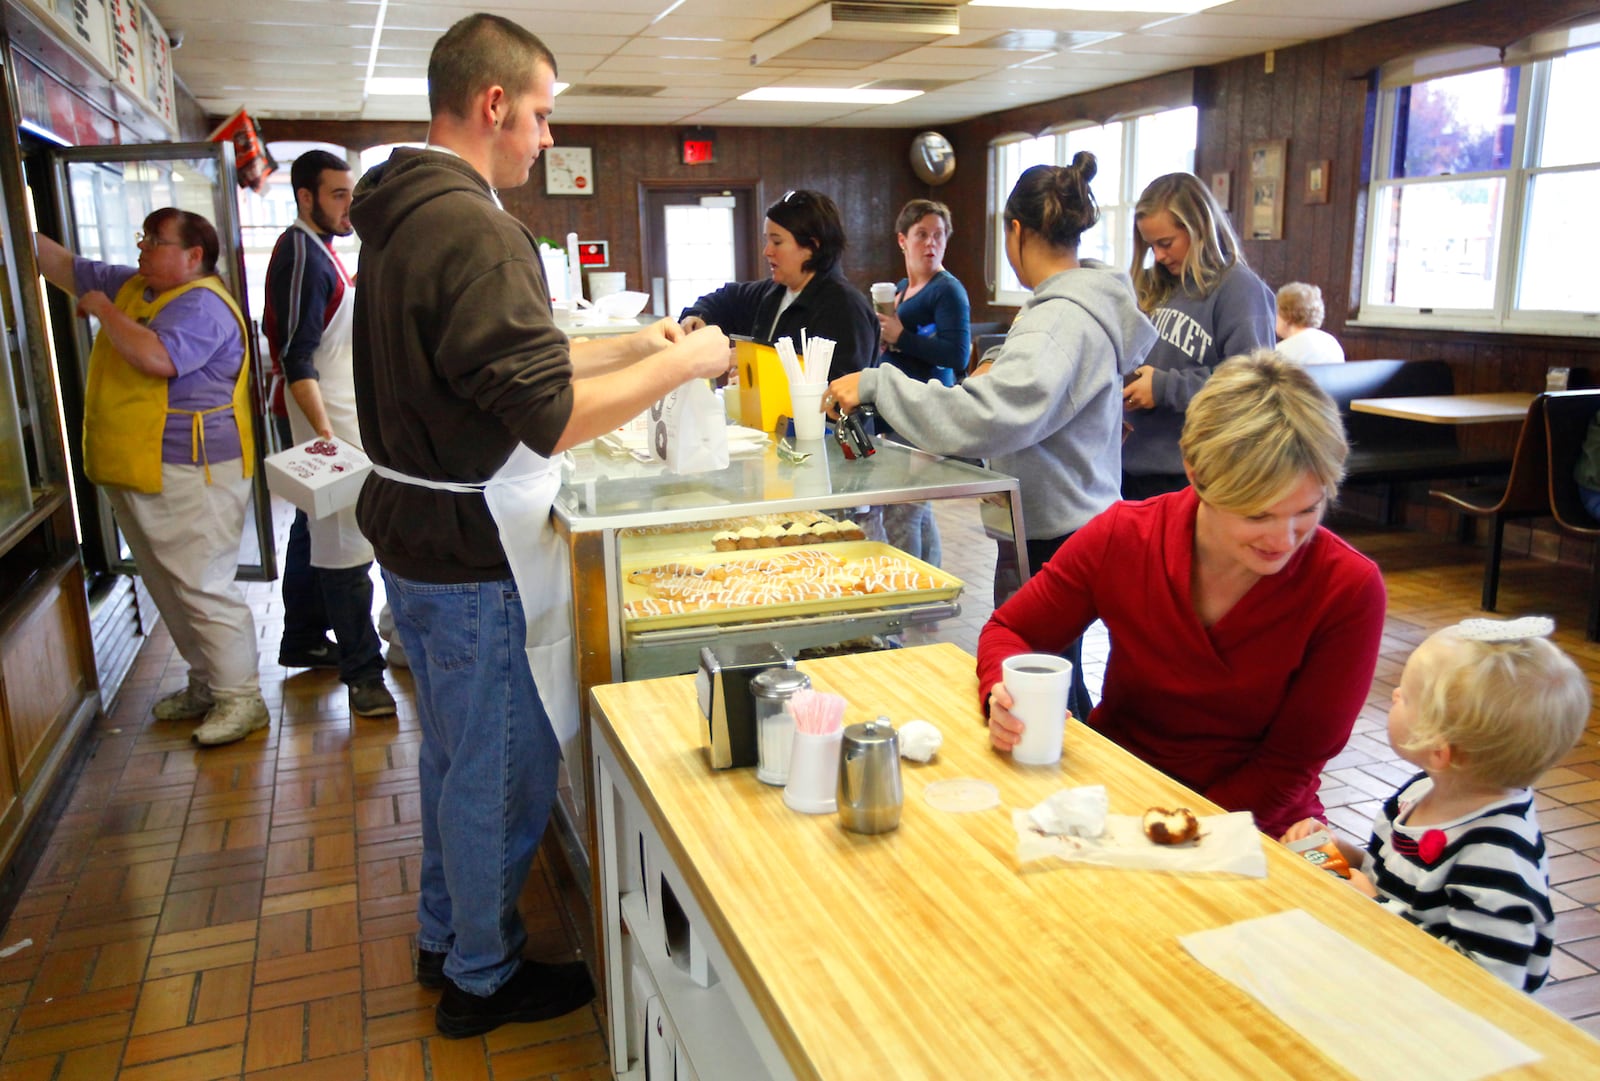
left=109, top=0, right=145, bottom=100
left=19, top=0, right=175, bottom=136
left=139, top=3, right=174, bottom=127
left=49, top=0, right=115, bottom=74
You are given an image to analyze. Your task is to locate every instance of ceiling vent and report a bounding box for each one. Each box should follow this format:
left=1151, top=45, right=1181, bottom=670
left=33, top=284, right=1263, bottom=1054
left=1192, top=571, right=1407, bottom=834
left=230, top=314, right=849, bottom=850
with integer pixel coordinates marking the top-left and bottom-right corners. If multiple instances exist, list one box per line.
left=563, top=84, right=665, bottom=98
left=751, top=2, right=959, bottom=69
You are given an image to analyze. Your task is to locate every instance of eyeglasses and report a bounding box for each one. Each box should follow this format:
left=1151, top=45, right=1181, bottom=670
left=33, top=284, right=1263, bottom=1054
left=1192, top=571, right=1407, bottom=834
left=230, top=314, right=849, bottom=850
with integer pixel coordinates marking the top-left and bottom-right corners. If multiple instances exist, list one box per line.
left=134, top=232, right=185, bottom=249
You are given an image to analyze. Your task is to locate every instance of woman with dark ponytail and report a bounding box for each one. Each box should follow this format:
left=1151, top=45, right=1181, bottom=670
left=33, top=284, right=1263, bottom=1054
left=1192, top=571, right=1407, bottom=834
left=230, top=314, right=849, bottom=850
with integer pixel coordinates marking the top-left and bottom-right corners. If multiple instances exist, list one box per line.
left=828, top=153, right=1156, bottom=721
left=1120, top=172, right=1276, bottom=498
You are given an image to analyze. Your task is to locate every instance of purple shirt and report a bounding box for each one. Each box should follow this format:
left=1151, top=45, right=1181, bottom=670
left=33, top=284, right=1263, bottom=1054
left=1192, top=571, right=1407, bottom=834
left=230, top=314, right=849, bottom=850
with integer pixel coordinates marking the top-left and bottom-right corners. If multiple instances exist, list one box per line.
left=75, top=257, right=245, bottom=464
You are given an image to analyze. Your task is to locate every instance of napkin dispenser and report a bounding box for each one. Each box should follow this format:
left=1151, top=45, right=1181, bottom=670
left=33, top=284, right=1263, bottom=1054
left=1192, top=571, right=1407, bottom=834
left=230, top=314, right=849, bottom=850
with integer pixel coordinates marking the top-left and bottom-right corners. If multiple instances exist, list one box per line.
left=697, top=641, right=793, bottom=769
left=734, top=338, right=795, bottom=435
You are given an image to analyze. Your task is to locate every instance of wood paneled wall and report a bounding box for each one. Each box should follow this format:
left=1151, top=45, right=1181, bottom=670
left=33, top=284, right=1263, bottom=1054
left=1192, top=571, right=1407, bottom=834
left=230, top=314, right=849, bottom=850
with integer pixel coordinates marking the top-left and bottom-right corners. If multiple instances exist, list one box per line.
left=264, top=118, right=926, bottom=300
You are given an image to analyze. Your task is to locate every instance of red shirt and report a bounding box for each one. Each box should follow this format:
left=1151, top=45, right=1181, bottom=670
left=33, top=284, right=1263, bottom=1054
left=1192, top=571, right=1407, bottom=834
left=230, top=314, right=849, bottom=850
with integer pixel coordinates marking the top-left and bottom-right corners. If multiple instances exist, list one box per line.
left=977, top=487, right=1386, bottom=837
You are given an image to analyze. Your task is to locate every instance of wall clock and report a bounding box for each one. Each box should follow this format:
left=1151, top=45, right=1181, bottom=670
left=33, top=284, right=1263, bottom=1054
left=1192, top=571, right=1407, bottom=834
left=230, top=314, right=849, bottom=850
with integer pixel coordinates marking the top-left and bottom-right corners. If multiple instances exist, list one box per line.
left=546, top=147, right=594, bottom=196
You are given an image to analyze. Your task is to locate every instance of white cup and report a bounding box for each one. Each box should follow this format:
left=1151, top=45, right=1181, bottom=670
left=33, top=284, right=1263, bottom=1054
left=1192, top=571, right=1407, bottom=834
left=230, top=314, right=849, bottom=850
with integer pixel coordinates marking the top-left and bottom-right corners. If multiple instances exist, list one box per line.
left=1002, top=653, right=1071, bottom=766
left=870, top=282, right=897, bottom=316
left=783, top=728, right=842, bottom=813
left=789, top=383, right=827, bottom=442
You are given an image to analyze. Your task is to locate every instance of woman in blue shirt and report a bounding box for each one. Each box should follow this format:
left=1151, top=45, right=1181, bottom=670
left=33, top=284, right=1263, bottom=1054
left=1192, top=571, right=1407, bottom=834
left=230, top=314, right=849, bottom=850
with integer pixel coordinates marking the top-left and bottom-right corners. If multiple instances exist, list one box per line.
left=877, top=199, right=971, bottom=564
left=877, top=200, right=971, bottom=389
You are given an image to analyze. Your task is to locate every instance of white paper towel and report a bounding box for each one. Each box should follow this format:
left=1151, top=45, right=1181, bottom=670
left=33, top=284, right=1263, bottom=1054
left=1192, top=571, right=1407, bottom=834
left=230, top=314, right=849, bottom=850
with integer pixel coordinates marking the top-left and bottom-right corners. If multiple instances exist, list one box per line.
left=1180, top=909, right=1540, bottom=1081
left=1014, top=809, right=1268, bottom=877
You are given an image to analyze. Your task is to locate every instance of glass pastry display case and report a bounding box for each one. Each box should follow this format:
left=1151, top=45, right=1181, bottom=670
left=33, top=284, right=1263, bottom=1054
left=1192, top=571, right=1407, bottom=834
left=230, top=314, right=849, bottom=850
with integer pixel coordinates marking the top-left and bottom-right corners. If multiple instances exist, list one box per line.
left=551, top=437, right=1026, bottom=876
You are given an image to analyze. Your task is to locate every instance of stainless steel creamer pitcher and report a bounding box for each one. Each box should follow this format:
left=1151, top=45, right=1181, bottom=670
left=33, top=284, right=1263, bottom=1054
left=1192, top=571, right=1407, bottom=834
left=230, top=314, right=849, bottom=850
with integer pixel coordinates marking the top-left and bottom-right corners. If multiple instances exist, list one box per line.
left=837, top=719, right=902, bottom=834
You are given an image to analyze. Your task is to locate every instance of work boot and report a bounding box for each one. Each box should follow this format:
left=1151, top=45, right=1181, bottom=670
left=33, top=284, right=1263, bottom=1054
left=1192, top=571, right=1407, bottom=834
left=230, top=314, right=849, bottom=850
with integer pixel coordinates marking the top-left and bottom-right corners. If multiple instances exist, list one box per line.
left=152, top=681, right=213, bottom=722
left=435, top=960, right=594, bottom=1039
left=415, top=940, right=447, bottom=990
left=350, top=678, right=397, bottom=719
left=191, top=693, right=270, bottom=746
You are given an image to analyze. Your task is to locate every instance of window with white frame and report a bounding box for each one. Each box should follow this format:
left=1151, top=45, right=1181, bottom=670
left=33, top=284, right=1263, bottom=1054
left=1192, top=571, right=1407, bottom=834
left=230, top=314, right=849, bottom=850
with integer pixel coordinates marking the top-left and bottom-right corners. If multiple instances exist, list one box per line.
left=1359, top=25, right=1600, bottom=335
left=989, top=106, right=1196, bottom=305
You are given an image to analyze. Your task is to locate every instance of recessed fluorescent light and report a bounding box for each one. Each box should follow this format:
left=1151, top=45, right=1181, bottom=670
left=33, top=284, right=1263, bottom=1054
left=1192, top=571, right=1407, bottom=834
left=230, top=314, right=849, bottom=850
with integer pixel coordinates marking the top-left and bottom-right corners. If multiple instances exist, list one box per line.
left=366, top=77, right=427, bottom=96
left=365, top=78, right=569, bottom=98
left=968, top=0, right=1225, bottom=11
left=738, top=87, right=922, bottom=105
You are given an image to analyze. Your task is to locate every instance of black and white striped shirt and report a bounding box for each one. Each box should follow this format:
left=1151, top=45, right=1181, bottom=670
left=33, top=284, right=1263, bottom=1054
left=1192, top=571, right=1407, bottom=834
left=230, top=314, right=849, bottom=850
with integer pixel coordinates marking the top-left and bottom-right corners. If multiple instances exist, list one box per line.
left=1366, top=772, right=1553, bottom=992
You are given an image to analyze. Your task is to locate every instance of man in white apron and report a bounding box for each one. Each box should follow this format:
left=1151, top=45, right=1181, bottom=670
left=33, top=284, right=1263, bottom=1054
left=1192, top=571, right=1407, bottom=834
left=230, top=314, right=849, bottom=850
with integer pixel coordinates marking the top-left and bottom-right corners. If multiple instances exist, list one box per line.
left=263, top=151, right=395, bottom=719
left=348, top=14, right=731, bottom=1040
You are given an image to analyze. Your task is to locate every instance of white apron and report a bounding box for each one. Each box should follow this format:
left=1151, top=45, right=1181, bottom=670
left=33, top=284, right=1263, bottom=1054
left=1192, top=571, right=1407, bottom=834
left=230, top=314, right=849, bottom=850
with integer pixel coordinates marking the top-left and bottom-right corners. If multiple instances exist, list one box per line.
left=370, top=445, right=578, bottom=750
left=284, top=220, right=373, bottom=569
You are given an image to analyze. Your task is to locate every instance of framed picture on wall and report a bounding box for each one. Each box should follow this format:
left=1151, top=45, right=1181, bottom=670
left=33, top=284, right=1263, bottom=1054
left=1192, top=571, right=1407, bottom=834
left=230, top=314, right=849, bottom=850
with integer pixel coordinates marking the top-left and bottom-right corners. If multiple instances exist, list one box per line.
left=1246, top=139, right=1286, bottom=240
left=1210, top=170, right=1231, bottom=209
left=545, top=147, right=594, bottom=196
left=1304, top=159, right=1331, bottom=204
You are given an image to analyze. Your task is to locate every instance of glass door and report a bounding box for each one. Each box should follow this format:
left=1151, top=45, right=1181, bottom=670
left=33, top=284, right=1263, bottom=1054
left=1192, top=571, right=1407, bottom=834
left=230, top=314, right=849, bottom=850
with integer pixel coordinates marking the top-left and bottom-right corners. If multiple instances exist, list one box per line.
left=641, top=182, right=759, bottom=319
left=46, top=141, right=275, bottom=580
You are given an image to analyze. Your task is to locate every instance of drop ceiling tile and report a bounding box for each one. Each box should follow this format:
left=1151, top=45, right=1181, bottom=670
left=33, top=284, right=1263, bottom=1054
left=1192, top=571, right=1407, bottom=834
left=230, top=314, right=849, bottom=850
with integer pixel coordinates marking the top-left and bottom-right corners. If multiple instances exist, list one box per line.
left=617, top=37, right=752, bottom=59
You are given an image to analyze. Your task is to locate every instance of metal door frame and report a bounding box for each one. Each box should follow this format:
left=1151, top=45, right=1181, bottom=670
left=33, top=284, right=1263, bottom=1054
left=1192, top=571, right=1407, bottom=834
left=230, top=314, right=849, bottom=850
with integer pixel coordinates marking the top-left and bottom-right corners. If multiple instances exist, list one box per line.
left=47, top=139, right=276, bottom=580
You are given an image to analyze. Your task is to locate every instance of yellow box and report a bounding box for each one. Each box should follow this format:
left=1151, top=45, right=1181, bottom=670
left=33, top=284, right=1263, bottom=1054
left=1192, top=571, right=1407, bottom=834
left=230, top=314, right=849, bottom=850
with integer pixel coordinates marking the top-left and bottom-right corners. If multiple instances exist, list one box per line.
left=735, top=339, right=794, bottom=434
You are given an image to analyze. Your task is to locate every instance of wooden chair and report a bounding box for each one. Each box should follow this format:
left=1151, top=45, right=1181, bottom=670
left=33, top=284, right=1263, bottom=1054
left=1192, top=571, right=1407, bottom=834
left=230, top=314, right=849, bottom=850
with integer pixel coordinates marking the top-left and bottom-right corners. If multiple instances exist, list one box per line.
left=1542, top=389, right=1600, bottom=639
left=1428, top=394, right=1549, bottom=612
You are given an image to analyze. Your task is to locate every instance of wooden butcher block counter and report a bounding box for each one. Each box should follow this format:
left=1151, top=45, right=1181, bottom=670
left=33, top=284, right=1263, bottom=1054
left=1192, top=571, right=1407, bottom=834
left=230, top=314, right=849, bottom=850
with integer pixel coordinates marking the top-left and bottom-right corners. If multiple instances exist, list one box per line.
left=589, top=643, right=1600, bottom=1080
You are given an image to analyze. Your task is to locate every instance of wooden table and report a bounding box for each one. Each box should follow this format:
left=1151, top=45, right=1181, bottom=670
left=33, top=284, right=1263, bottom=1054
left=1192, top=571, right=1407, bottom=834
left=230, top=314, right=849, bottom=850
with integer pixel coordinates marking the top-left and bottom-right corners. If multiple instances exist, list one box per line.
left=589, top=643, right=1600, bottom=1080
left=1350, top=391, right=1536, bottom=424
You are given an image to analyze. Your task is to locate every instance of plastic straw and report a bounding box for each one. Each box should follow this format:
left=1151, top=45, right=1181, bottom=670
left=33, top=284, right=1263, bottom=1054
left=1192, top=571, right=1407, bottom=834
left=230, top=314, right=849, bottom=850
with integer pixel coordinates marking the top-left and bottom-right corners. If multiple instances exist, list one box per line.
left=774, top=336, right=803, bottom=390
left=790, top=688, right=845, bottom=735
left=803, top=337, right=835, bottom=384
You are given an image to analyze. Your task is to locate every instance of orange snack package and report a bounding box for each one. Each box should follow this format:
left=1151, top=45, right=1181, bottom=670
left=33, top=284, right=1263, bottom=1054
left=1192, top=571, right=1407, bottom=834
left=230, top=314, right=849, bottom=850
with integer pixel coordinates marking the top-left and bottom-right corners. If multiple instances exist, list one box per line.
left=1286, top=827, right=1352, bottom=879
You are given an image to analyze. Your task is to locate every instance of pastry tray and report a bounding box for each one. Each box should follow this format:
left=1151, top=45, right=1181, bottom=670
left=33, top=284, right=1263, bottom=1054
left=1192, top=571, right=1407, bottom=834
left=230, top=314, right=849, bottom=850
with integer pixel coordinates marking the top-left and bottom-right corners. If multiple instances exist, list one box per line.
left=620, top=541, right=964, bottom=632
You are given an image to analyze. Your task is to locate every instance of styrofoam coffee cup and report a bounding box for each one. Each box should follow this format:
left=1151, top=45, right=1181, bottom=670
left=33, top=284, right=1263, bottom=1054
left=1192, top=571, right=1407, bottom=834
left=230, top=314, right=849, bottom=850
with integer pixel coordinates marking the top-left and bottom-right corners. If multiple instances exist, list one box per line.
left=784, top=728, right=842, bottom=813
left=870, top=282, right=897, bottom=315
left=789, top=384, right=826, bottom=442
left=1002, top=653, right=1071, bottom=766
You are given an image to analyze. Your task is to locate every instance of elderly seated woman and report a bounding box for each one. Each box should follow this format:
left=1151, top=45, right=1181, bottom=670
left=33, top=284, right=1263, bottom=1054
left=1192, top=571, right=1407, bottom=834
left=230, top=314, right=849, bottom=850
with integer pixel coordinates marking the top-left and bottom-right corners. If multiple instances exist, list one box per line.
left=1274, top=281, right=1345, bottom=365
left=977, top=352, right=1386, bottom=837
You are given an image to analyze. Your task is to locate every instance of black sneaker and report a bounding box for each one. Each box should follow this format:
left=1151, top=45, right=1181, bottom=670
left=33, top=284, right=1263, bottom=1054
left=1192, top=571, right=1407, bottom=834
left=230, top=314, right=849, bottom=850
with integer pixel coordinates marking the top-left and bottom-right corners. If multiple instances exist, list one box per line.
left=416, top=944, right=447, bottom=990
left=435, top=960, right=595, bottom=1039
left=350, top=679, right=398, bottom=718
left=278, top=638, right=339, bottom=669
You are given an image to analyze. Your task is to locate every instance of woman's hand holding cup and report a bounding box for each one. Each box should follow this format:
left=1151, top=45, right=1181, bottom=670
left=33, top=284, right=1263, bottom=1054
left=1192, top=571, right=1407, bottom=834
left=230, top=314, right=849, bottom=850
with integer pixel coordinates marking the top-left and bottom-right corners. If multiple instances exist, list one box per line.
left=997, top=653, right=1073, bottom=765
left=987, top=683, right=1025, bottom=752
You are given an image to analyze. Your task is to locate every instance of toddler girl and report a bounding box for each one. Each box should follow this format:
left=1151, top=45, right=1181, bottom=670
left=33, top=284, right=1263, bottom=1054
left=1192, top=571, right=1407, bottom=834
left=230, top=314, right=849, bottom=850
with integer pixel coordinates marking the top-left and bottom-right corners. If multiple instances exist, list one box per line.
left=1283, top=617, right=1589, bottom=991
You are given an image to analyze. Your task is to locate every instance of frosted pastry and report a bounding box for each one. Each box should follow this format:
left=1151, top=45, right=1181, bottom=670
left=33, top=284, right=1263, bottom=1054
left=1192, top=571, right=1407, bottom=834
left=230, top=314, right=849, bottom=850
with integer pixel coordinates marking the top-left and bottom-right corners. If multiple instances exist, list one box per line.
left=1142, top=807, right=1200, bottom=845
left=712, top=531, right=739, bottom=552
left=737, top=526, right=761, bottom=550
left=759, top=524, right=785, bottom=548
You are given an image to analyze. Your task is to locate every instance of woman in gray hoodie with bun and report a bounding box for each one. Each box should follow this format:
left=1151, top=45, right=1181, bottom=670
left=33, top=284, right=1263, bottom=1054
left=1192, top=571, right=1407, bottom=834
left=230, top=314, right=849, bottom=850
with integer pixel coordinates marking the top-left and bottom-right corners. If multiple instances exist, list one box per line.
left=827, top=153, right=1156, bottom=720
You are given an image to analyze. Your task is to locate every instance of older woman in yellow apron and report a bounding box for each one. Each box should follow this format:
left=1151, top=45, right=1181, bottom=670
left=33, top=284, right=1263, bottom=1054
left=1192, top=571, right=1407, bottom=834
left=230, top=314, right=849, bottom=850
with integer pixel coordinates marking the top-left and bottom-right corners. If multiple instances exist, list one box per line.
left=35, top=209, right=266, bottom=746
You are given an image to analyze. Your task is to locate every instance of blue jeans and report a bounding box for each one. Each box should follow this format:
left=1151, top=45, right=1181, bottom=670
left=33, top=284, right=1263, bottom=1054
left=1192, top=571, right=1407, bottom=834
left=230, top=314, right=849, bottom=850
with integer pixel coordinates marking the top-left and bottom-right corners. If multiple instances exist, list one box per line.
left=384, top=570, right=560, bottom=996
left=882, top=502, right=941, bottom=566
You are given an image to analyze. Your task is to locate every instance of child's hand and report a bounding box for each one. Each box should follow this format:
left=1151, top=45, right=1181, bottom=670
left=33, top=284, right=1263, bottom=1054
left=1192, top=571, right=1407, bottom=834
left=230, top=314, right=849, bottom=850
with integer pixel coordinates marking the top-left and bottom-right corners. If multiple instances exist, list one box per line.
left=1345, top=869, right=1379, bottom=898
left=1279, top=818, right=1324, bottom=844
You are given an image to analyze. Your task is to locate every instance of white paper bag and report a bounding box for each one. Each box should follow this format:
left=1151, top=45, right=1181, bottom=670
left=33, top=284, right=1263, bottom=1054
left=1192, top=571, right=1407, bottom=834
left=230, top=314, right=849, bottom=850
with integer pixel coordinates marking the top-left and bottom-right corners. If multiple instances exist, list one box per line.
left=649, top=379, right=729, bottom=475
